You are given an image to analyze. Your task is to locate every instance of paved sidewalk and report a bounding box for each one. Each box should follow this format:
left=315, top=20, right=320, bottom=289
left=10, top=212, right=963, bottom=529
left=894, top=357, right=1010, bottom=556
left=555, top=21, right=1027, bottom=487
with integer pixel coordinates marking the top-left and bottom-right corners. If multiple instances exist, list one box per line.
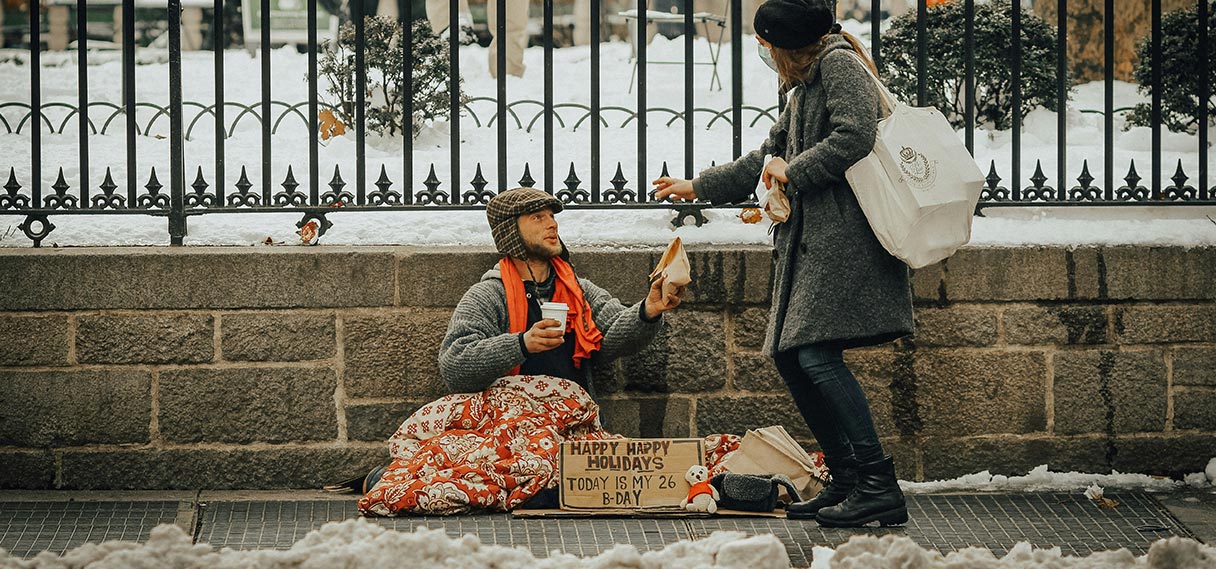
left=0, top=489, right=1210, bottom=567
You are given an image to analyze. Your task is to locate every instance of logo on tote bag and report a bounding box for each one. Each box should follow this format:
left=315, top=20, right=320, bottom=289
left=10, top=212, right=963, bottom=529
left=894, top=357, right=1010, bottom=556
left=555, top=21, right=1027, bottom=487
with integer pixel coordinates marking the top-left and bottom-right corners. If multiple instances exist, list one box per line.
left=897, top=146, right=937, bottom=190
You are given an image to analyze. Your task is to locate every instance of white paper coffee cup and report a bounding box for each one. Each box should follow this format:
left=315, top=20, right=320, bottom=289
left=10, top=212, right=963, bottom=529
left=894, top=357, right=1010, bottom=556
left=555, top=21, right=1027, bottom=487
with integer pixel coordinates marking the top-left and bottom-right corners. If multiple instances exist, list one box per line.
left=539, top=302, right=569, bottom=331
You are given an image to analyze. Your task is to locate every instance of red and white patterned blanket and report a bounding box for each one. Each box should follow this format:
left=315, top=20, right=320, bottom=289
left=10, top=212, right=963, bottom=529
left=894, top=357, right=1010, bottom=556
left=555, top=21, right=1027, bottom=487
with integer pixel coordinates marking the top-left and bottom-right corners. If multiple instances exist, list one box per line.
left=358, top=375, right=740, bottom=516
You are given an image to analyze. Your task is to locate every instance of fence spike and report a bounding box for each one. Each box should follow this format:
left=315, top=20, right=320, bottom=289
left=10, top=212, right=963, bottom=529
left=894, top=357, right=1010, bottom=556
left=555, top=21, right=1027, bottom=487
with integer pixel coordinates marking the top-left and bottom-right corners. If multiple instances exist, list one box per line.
left=424, top=164, right=441, bottom=193
left=1123, top=160, right=1142, bottom=190
left=519, top=163, right=536, bottom=188
left=1076, top=160, right=1094, bottom=189
left=985, top=161, right=1001, bottom=191
left=146, top=167, right=163, bottom=194
left=1164, top=159, right=1197, bottom=200
left=52, top=168, right=69, bottom=195
left=471, top=163, right=487, bottom=189
left=1171, top=159, right=1189, bottom=189
left=235, top=166, right=253, bottom=194
left=329, top=165, right=346, bottom=192
left=564, top=163, right=580, bottom=190
left=611, top=162, right=627, bottom=190
left=1029, top=160, right=1047, bottom=189
left=281, top=165, right=299, bottom=192
left=99, top=168, right=117, bottom=195
left=375, top=165, right=392, bottom=193
left=4, top=167, right=20, bottom=195
left=192, top=166, right=209, bottom=194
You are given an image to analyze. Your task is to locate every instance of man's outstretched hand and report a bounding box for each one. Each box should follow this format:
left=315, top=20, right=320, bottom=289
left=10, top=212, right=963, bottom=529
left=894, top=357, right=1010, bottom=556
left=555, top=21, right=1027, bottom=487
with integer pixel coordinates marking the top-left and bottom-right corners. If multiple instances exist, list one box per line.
left=644, top=275, right=685, bottom=320
left=523, top=319, right=564, bottom=353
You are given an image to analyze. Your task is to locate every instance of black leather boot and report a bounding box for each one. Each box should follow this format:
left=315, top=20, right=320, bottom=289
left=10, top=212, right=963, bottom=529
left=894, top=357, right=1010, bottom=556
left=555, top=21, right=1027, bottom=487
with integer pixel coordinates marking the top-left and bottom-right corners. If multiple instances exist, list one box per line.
left=785, top=455, right=859, bottom=519
left=815, top=456, right=908, bottom=527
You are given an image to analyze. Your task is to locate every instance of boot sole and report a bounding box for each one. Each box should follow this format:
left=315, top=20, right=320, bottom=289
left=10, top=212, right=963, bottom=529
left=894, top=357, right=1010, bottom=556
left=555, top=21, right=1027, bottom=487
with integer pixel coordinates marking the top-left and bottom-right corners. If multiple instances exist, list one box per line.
left=816, top=505, right=909, bottom=528
left=785, top=509, right=820, bottom=520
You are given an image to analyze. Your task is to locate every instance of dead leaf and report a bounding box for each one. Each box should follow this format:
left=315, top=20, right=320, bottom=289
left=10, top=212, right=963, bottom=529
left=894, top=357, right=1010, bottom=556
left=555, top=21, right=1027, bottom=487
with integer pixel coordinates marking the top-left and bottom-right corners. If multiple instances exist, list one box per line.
left=297, top=220, right=319, bottom=244
left=1084, top=483, right=1120, bottom=510
left=319, top=109, right=347, bottom=141
left=738, top=208, right=763, bottom=224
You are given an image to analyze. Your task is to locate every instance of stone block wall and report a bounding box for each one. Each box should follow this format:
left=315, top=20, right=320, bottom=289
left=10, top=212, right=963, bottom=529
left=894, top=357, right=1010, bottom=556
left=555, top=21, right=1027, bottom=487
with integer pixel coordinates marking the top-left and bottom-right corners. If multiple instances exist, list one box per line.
left=0, top=245, right=1212, bottom=489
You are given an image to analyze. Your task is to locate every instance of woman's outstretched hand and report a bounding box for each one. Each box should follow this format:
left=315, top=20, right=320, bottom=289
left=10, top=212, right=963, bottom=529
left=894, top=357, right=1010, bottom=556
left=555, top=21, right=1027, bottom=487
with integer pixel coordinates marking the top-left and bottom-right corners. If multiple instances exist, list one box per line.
left=761, top=157, right=789, bottom=189
left=652, top=177, right=697, bottom=201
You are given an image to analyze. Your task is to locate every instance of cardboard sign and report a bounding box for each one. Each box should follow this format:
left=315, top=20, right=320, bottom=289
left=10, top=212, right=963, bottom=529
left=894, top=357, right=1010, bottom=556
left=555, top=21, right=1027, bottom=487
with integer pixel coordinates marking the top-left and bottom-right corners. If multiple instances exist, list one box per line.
left=559, top=438, right=703, bottom=510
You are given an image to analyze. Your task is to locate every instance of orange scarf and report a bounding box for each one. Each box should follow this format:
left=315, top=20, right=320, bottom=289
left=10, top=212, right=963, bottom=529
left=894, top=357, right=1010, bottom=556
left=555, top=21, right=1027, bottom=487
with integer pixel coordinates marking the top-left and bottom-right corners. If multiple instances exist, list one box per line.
left=500, top=257, right=604, bottom=376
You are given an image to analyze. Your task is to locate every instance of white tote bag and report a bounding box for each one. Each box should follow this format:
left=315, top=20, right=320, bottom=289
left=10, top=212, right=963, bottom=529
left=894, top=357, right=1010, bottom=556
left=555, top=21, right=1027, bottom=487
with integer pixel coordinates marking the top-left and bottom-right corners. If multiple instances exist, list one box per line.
left=843, top=53, right=984, bottom=269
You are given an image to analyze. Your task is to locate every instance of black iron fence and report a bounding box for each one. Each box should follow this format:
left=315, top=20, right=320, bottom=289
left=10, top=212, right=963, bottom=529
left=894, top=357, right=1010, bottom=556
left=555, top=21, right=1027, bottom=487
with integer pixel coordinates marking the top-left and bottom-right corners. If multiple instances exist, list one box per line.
left=1, top=0, right=1212, bottom=246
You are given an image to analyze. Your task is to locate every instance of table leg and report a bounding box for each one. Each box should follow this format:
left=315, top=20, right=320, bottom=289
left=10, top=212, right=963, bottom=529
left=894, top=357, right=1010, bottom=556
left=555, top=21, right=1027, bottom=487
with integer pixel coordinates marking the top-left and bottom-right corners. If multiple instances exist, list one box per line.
left=182, top=7, right=203, bottom=51
left=48, top=5, right=70, bottom=51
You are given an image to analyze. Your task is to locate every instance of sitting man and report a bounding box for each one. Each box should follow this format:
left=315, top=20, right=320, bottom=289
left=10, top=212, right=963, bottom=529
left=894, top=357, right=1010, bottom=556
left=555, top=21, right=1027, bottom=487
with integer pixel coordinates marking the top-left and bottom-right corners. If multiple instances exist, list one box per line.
left=439, top=187, right=685, bottom=398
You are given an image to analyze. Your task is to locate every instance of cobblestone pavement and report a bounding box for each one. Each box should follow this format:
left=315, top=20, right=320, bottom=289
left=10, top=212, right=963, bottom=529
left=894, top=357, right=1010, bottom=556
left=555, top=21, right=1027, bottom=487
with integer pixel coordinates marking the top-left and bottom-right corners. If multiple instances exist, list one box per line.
left=0, top=489, right=1209, bottom=567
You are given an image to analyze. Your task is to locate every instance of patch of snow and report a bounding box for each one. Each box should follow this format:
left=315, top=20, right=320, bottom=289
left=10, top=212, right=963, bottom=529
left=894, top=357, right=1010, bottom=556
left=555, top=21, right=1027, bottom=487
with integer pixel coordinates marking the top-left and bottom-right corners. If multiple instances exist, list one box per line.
left=3, top=520, right=1214, bottom=569
left=1206, top=457, right=1216, bottom=483
left=0, top=519, right=790, bottom=569
left=1185, top=472, right=1209, bottom=489
left=2, top=206, right=1215, bottom=248
left=825, top=534, right=1215, bottom=569
left=901, top=465, right=1185, bottom=494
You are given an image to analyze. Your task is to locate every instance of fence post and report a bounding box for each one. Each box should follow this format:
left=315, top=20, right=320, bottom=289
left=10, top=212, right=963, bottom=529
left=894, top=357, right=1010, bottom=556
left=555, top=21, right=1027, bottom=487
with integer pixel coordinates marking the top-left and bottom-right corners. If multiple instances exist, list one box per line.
left=169, top=0, right=187, bottom=245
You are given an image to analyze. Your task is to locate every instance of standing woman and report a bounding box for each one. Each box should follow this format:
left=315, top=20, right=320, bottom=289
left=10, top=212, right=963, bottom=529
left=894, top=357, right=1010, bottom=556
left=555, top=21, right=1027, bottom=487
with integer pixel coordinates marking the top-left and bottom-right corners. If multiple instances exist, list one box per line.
left=654, top=0, right=913, bottom=527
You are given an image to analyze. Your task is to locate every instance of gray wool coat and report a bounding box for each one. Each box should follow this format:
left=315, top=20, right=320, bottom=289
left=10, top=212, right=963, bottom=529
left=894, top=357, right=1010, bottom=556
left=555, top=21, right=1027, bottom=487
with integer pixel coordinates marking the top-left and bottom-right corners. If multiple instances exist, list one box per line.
left=693, top=36, right=914, bottom=356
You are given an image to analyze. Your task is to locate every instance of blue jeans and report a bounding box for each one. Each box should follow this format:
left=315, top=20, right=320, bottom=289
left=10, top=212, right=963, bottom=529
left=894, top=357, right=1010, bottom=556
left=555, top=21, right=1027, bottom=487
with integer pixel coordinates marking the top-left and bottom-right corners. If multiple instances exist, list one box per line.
left=773, top=344, right=885, bottom=465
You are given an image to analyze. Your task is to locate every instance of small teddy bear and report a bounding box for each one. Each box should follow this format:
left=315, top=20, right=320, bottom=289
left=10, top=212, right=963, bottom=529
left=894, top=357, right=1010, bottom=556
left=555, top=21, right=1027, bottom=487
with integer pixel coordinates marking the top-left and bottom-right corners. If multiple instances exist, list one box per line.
left=680, top=464, right=719, bottom=514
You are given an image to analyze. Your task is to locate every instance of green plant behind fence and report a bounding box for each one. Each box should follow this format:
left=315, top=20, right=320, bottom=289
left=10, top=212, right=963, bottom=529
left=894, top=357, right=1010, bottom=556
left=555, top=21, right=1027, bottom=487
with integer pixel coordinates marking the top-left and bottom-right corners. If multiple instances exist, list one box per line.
left=880, top=2, right=1069, bottom=131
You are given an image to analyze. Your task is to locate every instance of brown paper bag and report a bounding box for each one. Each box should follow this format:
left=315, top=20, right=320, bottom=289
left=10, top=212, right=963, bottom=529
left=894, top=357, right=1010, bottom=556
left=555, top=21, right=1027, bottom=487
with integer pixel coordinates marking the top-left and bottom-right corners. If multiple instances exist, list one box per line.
left=755, top=155, right=790, bottom=223
left=723, top=426, right=826, bottom=502
left=764, top=181, right=791, bottom=223
left=649, top=237, right=692, bottom=298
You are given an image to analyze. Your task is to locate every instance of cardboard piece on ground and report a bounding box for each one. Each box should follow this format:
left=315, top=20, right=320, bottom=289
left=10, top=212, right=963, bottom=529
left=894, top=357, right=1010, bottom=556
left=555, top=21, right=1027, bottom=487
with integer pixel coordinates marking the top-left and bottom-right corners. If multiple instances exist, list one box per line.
left=512, top=507, right=788, bottom=519
left=559, top=438, right=703, bottom=510
left=722, top=426, right=825, bottom=502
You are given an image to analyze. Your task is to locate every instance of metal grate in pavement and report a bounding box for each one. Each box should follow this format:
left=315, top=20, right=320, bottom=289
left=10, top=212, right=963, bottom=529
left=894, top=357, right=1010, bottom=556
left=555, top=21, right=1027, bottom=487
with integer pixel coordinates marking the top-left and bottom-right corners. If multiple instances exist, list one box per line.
left=690, top=493, right=1194, bottom=567
left=2, top=493, right=1194, bottom=563
left=196, top=500, right=692, bottom=558
left=0, top=501, right=180, bottom=559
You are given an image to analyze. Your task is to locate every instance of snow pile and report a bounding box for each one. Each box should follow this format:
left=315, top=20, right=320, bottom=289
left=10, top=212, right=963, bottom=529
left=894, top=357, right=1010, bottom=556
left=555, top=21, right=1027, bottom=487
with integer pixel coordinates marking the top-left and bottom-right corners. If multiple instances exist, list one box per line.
left=901, top=465, right=1186, bottom=494
left=810, top=534, right=1216, bottom=569
left=0, top=519, right=790, bottom=569
left=4, top=521, right=1214, bottom=569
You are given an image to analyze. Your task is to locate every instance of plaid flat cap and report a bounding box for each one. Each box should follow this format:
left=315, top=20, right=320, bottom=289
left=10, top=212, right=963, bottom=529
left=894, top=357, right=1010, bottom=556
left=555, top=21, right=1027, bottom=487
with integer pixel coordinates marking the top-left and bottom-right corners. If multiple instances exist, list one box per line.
left=486, top=187, right=564, bottom=260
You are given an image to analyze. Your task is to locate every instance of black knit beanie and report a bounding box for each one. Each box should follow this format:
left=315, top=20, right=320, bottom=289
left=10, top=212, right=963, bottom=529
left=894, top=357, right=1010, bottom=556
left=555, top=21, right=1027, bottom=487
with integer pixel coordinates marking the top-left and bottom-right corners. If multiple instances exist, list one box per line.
left=753, top=0, right=836, bottom=50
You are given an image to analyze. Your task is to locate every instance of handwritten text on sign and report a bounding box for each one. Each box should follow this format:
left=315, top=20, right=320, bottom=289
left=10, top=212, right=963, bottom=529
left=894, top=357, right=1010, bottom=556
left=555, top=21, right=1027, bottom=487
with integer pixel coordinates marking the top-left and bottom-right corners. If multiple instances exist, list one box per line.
left=559, top=438, right=704, bottom=509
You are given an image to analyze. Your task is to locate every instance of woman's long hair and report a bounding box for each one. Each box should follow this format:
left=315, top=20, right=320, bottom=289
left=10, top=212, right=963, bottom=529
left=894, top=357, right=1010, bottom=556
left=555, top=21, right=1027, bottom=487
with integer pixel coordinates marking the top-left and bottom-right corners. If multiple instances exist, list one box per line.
left=771, top=31, right=878, bottom=92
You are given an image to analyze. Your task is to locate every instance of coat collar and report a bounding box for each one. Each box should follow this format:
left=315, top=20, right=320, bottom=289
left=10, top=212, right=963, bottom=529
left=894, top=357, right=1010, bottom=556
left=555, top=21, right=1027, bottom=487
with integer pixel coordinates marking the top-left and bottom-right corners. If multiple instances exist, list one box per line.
left=798, top=35, right=855, bottom=87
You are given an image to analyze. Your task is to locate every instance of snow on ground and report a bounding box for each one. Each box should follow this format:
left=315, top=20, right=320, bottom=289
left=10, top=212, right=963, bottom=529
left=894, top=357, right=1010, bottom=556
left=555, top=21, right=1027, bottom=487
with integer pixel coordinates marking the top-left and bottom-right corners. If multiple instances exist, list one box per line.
left=2, top=204, right=1215, bottom=248
left=0, top=520, right=794, bottom=569
left=1, top=23, right=1214, bottom=248
left=810, top=534, right=1215, bottom=569
left=900, top=464, right=1195, bottom=494
left=1, top=518, right=1213, bottom=569
left=0, top=463, right=1212, bottom=567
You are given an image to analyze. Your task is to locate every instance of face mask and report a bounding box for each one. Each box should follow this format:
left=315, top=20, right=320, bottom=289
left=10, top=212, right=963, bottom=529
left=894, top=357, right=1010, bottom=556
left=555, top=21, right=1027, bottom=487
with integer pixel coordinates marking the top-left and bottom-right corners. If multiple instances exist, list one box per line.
left=757, top=42, right=777, bottom=72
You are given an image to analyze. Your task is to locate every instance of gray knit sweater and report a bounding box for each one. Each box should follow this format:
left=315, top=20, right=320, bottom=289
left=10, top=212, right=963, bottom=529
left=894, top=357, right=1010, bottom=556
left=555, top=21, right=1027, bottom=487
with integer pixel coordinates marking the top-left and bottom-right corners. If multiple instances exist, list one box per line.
left=438, top=267, right=662, bottom=394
